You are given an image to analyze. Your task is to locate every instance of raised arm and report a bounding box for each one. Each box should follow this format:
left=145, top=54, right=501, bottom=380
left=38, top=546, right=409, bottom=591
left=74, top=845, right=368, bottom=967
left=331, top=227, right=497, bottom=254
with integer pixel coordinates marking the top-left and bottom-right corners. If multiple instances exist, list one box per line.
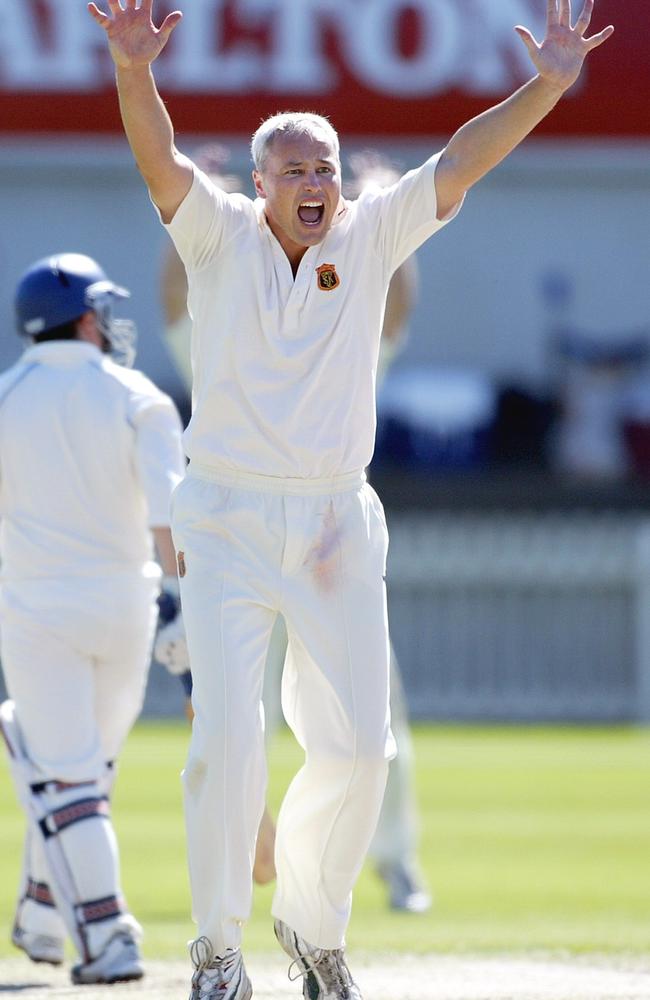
left=88, top=0, right=193, bottom=222
left=434, top=0, right=614, bottom=219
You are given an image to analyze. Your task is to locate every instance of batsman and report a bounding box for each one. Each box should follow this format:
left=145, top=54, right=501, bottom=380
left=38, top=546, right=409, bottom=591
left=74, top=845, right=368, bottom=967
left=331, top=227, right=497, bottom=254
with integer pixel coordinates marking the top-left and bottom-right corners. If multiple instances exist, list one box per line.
left=88, top=2, right=613, bottom=999
left=0, top=253, right=185, bottom=983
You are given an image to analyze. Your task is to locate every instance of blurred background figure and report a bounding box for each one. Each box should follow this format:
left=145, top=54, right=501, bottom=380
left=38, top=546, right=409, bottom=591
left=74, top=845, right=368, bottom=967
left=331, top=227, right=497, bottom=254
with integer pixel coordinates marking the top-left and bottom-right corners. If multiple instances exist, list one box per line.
left=345, top=150, right=430, bottom=913
left=0, top=252, right=185, bottom=984
left=158, top=144, right=431, bottom=913
left=541, top=270, right=650, bottom=481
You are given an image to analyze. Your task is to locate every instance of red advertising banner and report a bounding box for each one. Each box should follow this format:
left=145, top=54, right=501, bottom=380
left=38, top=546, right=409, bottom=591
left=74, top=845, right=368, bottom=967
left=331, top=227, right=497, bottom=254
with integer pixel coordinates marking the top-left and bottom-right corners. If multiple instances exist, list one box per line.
left=0, top=0, right=637, bottom=138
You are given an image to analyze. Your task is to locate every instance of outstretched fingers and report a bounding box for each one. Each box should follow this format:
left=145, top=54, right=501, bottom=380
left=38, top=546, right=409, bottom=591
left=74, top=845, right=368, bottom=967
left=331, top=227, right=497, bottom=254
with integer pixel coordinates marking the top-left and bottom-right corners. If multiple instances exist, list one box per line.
left=514, top=24, right=540, bottom=58
left=574, top=0, right=614, bottom=47
left=158, top=10, right=183, bottom=43
left=558, top=0, right=572, bottom=27
left=546, top=0, right=559, bottom=25
left=585, top=23, right=615, bottom=49
left=87, top=2, right=110, bottom=25
left=574, top=0, right=593, bottom=34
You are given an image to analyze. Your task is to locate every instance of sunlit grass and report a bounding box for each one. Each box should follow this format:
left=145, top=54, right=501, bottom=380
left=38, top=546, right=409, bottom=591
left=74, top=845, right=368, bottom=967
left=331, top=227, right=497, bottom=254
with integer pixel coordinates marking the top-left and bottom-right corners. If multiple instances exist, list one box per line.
left=2, top=721, right=650, bottom=958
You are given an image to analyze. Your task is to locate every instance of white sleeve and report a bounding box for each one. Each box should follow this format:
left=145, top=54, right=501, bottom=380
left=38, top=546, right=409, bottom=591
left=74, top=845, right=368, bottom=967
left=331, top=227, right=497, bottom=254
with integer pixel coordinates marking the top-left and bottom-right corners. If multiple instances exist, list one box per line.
left=160, top=167, right=252, bottom=273
left=358, top=152, right=464, bottom=275
left=132, top=401, right=186, bottom=527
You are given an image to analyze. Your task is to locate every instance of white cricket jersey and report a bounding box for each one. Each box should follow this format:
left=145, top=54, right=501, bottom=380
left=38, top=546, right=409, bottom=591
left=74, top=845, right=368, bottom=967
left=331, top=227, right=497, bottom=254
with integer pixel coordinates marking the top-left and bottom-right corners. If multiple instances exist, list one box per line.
left=164, top=151, right=461, bottom=479
left=0, top=341, right=185, bottom=581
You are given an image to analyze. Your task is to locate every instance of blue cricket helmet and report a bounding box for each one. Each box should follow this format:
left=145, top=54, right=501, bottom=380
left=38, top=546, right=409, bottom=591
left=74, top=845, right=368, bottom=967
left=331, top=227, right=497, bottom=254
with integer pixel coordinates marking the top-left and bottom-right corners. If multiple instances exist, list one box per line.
left=14, top=253, right=137, bottom=367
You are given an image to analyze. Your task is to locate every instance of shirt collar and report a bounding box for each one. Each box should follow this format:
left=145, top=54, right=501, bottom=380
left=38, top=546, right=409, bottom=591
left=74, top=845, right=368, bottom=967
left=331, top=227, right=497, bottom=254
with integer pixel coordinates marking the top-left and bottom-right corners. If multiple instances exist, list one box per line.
left=21, top=341, right=105, bottom=367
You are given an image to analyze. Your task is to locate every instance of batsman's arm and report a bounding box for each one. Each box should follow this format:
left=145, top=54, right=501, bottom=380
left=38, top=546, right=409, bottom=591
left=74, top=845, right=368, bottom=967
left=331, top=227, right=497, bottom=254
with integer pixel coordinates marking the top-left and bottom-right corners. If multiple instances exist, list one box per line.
left=152, top=525, right=177, bottom=579
left=434, top=0, right=614, bottom=219
left=87, top=0, right=192, bottom=223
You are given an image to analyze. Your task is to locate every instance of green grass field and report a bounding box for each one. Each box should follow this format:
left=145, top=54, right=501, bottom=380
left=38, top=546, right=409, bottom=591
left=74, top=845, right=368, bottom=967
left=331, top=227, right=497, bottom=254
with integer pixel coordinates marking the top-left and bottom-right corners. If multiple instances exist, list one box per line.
left=2, top=721, right=650, bottom=959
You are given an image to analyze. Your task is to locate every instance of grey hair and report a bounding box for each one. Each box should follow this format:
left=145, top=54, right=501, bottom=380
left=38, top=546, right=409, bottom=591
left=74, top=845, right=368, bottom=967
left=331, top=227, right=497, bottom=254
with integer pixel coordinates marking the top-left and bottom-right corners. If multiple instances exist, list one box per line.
left=251, top=112, right=340, bottom=172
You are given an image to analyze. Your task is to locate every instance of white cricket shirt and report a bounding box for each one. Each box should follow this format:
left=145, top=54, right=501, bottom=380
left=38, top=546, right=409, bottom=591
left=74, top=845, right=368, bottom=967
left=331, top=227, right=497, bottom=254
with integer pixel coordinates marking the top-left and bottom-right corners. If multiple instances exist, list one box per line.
left=165, top=151, right=461, bottom=479
left=0, top=342, right=185, bottom=581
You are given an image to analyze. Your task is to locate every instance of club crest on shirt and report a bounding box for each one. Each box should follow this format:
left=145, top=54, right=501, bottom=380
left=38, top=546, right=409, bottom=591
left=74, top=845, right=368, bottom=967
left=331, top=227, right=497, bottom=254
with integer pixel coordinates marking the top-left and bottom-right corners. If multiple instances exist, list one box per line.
left=316, top=263, right=340, bottom=291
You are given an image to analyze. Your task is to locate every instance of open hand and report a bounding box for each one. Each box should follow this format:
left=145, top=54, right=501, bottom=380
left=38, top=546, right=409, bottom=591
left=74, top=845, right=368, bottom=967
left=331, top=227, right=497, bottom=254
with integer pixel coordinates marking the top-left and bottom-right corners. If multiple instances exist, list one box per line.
left=515, top=0, right=614, bottom=93
left=87, top=0, right=182, bottom=69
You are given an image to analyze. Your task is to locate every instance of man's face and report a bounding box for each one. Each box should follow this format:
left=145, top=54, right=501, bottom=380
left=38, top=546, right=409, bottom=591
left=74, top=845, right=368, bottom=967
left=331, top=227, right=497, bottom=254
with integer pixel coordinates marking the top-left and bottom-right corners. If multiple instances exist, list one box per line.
left=253, top=130, right=342, bottom=264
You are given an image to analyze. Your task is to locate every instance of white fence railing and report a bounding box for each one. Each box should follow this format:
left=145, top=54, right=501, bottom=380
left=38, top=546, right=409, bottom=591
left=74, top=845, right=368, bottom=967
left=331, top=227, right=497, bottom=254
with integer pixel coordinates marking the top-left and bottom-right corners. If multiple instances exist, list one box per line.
left=386, top=512, right=650, bottom=722
left=10, top=511, right=643, bottom=722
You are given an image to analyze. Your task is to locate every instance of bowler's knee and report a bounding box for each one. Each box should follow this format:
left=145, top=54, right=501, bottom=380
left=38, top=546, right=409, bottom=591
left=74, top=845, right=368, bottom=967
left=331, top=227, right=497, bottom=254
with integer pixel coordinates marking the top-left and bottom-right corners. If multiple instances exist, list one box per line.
left=182, top=754, right=208, bottom=796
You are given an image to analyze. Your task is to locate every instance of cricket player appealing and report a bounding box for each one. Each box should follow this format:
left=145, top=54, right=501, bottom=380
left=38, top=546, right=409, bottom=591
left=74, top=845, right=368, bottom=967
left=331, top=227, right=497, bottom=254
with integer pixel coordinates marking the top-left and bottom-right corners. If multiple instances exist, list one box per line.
left=0, top=253, right=185, bottom=984
left=88, top=2, right=613, bottom=998
left=159, top=144, right=431, bottom=913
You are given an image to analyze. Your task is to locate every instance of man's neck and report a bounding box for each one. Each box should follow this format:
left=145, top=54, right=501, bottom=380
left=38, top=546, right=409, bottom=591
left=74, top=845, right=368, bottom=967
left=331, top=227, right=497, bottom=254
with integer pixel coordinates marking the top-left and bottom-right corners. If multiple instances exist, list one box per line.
left=265, top=214, right=309, bottom=276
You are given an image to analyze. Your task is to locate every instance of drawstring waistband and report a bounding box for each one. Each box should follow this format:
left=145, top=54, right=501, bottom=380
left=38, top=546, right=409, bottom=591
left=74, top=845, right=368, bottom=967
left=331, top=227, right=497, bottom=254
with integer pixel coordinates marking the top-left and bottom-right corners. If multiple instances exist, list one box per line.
left=188, top=464, right=366, bottom=497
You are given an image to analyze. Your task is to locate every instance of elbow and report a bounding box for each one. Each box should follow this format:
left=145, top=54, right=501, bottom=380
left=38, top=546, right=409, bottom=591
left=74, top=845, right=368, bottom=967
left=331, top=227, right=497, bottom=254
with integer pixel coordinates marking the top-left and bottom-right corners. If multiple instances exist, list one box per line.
left=144, top=158, right=194, bottom=224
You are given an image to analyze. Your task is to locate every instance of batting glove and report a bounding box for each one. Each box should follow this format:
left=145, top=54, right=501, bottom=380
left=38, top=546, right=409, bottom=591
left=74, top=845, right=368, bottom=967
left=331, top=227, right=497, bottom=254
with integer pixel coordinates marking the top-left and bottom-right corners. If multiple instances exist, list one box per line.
left=154, top=577, right=190, bottom=675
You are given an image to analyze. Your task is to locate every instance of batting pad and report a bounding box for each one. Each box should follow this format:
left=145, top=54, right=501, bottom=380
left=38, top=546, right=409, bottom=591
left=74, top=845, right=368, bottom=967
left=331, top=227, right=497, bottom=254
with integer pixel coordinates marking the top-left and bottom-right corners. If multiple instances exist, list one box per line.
left=0, top=699, right=127, bottom=961
left=14, top=830, right=66, bottom=939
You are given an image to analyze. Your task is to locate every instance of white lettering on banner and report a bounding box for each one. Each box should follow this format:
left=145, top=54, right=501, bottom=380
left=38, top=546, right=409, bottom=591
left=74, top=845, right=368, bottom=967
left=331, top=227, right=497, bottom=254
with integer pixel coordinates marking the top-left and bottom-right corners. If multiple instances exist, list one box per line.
left=0, top=1, right=44, bottom=87
left=238, top=0, right=335, bottom=92
left=159, top=0, right=334, bottom=93
left=0, top=0, right=556, bottom=97
left=459, top=0, right=546, bottom=94
left=0, top=0, right=100, bottom=89
left=157, top=0, right=259, bottom=91
left=339, top=0, right=461, bottom=97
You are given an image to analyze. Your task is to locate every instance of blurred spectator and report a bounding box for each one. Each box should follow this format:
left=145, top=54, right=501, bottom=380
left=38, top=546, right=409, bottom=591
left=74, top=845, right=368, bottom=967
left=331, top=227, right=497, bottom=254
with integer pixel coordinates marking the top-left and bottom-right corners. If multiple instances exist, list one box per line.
left=551, top=330, right=649, bottom=479
left=540, top=271, right=650, bottom=479
left=376, top=366, right=497, bottom=472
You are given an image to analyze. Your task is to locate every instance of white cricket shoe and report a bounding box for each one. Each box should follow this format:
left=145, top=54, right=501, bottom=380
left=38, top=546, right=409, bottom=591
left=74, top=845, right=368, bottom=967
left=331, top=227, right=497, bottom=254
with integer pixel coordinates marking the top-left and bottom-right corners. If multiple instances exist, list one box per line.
left=274, top=919, right=362, bottom=1000
left=189, top=936, right=252, bottom=1000
left=376, top=859, right=432, bottom=914
left=12, top=924, right=64, bottom=966
left=70, top=930, right=144, bottom=984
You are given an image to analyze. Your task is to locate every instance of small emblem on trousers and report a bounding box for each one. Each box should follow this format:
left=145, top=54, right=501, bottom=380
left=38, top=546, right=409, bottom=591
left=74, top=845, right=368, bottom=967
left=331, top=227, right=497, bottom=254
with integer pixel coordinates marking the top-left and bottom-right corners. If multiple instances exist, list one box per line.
left=177, top=551, right=186, bottom=578
left=316, top=264, right=340, bottom=291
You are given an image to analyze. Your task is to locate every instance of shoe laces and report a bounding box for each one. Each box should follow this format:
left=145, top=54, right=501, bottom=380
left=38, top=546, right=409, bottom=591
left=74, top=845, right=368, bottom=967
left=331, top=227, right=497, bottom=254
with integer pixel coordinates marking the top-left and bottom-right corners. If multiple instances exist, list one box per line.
left=288, top=943, right=354, bottom=997
left=190, top=936, right=243, bottom=998
left=190, top=936, right=214, bottom=978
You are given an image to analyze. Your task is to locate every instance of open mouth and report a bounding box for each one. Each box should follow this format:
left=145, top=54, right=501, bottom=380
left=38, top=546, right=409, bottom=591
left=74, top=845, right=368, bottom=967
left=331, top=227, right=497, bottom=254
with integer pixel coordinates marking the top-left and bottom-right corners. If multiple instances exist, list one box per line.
left=297, top=201, right=325, bottom=226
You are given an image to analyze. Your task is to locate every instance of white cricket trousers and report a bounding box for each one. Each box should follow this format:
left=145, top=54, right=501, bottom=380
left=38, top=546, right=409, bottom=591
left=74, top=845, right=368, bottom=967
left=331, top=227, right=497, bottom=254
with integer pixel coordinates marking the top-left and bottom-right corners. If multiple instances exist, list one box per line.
left=0, top=574, right=158, bottom=953
left=172, top=466, right=394, bottom=954
left=0, top=574, right=158, bottom=778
